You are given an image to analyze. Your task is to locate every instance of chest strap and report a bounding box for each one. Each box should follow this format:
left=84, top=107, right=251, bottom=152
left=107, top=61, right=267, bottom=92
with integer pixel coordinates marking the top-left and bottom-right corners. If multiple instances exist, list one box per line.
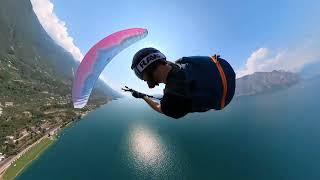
left=210, top=55, right=228, bottom=109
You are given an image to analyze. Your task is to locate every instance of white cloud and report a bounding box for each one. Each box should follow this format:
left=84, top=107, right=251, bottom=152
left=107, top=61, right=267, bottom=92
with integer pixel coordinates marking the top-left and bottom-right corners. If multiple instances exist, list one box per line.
left=31, top=0, right=83, bottom=61
left=237, top=39, right=320, bottom=78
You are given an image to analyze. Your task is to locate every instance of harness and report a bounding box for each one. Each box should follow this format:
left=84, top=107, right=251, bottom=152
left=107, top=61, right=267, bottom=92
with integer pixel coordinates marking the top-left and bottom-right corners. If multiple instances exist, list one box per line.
left=165, top=55, right=230, bottom=112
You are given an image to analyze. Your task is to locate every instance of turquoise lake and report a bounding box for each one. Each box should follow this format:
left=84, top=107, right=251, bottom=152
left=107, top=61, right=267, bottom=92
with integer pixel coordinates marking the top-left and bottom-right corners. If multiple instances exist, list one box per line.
left=18, top=78, right=320, bottom=180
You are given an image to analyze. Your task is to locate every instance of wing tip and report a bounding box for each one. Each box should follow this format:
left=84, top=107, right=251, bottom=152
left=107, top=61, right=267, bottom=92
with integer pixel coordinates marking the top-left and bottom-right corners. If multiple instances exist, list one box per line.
left=73, top=101, right=87, bottom=109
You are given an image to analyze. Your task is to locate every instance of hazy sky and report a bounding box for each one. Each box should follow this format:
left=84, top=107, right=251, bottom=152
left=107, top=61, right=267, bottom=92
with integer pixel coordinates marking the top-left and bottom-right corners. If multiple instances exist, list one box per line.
left=32, top=0, right=320, bottom=95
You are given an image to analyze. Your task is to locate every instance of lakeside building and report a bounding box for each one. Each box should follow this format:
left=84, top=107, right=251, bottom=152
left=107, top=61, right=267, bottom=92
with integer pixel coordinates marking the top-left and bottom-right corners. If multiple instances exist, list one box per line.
left=22, top=111, right=32, bottom=118
left=5, top=102, right=13, bottom=107
left=6, top=136, right=14, bottom=140
left=40, top=122, right=50, bottom=131
left=30, top=126, right=41, bottom=134
left=0, top=153, right=5, bottom=162
left=19, top=129, right=28, bottom=137
left=57, top=100, right=68, bottom=105
left=49, top=127, right=60, bottom=137
left=5, top=136, right=15, bottom=144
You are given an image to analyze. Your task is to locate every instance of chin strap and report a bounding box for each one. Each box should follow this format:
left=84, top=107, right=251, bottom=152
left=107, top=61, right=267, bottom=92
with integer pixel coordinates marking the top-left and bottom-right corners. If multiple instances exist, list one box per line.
left=121, top=86, right=162, bottom=100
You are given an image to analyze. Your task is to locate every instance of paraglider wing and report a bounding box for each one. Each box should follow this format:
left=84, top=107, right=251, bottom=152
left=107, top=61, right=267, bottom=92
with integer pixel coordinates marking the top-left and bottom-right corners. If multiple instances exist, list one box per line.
left=72, top=28, right=148, bottom=108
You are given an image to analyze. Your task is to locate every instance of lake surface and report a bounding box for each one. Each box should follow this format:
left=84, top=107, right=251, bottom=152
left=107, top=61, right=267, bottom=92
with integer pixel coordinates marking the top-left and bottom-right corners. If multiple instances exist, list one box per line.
left=18, top=78, right=320, bottom=180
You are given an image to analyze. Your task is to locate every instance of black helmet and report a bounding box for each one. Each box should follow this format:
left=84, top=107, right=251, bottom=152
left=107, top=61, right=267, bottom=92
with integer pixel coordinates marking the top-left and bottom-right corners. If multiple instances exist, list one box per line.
left=131, top=47, right=167, bottom=80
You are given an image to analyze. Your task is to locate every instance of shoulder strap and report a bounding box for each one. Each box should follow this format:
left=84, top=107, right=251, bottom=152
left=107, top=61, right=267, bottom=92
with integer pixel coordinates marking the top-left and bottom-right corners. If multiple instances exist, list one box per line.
left=210, top=55, right=227, bottom=109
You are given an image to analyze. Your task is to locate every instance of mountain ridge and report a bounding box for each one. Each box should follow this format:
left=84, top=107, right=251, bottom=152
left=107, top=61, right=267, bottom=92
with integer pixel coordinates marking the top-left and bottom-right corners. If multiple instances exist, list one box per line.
left=0, top=0, right=120, bottom=155
left=235, top=70, right=300, bottom=97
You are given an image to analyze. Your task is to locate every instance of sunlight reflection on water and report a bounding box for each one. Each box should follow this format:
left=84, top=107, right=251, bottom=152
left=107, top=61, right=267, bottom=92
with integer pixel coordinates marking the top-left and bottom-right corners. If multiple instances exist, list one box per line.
left=127, top=124, right=171, bottom=177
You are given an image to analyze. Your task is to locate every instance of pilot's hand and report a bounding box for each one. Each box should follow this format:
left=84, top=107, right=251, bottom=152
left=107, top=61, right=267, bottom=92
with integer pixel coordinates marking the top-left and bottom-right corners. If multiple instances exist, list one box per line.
left=132, top=90, right=146, bottom=99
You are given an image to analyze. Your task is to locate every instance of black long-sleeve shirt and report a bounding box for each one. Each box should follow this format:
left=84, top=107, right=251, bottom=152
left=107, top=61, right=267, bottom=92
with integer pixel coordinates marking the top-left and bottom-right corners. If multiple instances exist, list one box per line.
left=160, top=63, right=192, bottom=119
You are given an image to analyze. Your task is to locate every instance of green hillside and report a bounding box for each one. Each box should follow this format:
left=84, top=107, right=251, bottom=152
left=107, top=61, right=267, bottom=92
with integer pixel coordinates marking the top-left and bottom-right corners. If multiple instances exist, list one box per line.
left=0, top=0, right=119, bottom=155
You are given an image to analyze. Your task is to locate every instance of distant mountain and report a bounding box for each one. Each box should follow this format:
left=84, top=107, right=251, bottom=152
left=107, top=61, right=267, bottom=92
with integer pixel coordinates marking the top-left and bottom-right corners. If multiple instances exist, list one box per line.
left=148, top=71, right=301, bottom=99
left=235, top=70, right=300, bottom=97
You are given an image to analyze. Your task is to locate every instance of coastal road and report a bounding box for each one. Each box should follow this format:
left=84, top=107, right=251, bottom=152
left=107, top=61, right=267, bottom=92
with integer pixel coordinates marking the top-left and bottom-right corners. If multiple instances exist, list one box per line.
left=0, top=126, right=61, bottom=179
left=0, top=157, right=13, bottom=179
left=0, top=136, right=46, bottom=179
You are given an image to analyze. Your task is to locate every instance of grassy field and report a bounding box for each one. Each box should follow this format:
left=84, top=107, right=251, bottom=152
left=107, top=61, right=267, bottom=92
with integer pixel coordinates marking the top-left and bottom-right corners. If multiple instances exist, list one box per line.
left=3, top=137, right=55, bottom=180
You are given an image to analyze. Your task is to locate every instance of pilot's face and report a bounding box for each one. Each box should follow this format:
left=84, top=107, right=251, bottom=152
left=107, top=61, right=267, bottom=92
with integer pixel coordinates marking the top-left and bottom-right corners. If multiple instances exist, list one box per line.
left=143, top=72, right=159, bottom=88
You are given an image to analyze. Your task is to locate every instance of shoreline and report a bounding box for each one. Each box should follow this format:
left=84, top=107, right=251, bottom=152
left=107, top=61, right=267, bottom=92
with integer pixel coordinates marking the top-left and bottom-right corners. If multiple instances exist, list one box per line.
left=0, top=128, right=62, bottom=179
left=0, top=102, right=104, bottom=180
left=0, top=136, right=51, bottom=180
left=3, top=137, right=55, bottom=180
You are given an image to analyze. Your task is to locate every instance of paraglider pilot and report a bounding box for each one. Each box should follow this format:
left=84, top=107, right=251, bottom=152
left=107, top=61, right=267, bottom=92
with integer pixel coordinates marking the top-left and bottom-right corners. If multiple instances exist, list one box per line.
left=123, top=48, right=236, bottom=119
